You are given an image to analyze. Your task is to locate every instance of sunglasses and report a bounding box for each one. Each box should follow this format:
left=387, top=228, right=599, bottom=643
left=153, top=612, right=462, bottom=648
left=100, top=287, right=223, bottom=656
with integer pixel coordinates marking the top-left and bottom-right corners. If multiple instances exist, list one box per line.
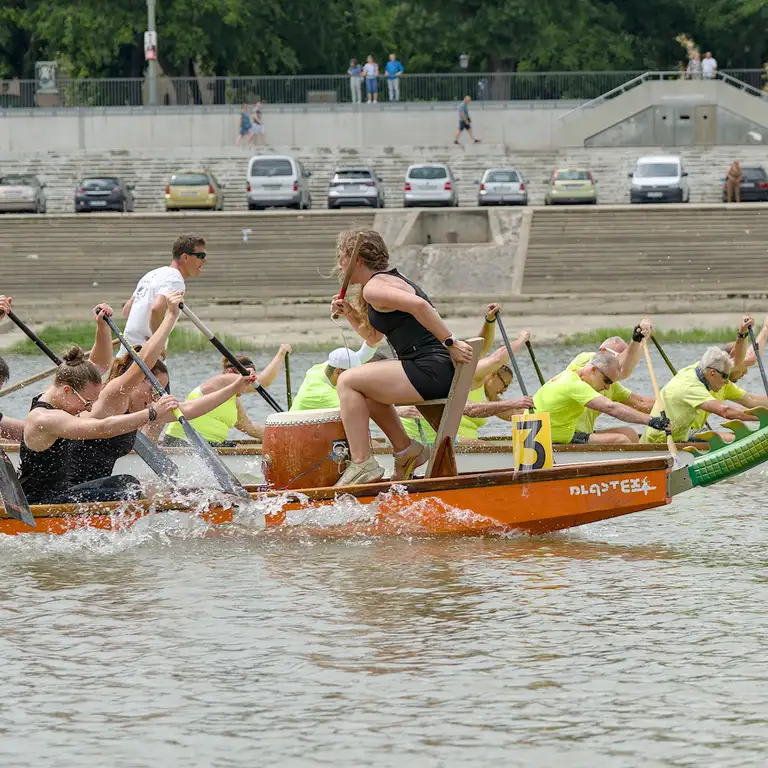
left=186, top=251, right=207, bottom=260
left=69, top=387, right=97, bottom=411
left=708, top=367, right=729, bottom=381
left=595, top=369, right=614, bottom=388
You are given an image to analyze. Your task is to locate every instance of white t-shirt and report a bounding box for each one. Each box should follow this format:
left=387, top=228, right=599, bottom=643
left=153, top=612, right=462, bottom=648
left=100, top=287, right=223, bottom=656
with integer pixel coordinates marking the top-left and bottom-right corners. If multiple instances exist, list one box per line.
left=123, top=266, right=185, bottom=347
left=702, top=57, right=717, bottom=77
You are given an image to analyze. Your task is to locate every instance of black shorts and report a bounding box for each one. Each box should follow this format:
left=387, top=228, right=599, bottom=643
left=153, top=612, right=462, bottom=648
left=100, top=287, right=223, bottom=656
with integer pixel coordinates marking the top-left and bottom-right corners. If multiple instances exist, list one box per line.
left=458, top=120, right=470, bottom=132
left=570, top=432, right=590, bottom=445
left=402, top=354, right=455, bottom=401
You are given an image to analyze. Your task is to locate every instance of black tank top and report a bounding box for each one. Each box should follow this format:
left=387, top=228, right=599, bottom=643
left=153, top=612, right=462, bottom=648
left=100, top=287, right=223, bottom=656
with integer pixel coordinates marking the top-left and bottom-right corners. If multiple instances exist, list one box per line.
left=19, top=396, right=73, bottom=504
left=367, top=269, right=449, bottom=361
left=68, top=428, right=138, bottom=486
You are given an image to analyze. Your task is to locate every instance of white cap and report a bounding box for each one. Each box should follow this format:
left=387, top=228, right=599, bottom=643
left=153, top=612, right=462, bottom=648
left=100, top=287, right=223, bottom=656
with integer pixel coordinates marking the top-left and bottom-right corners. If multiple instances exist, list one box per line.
left=327, top=347, right=362, bottom=369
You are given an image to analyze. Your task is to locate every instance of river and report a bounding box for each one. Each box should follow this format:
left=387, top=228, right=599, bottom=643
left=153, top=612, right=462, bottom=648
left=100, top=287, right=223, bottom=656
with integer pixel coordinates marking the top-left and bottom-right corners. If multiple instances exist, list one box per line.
left=1, top=344, right=767, bottom=766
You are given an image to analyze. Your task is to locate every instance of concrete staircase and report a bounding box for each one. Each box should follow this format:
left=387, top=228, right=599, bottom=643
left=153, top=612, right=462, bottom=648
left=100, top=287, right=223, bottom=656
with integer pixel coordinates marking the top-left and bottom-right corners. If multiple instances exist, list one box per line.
left=523, top=205, right=768, bottom=294
left=2, top=145, right=768, bottom=213
left=0, top=210, right=375, bottom=308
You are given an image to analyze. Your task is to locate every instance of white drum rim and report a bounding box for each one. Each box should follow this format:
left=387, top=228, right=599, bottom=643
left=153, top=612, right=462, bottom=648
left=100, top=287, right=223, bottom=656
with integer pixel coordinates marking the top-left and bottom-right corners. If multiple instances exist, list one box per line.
left=265, top=408, right=342, bottom=426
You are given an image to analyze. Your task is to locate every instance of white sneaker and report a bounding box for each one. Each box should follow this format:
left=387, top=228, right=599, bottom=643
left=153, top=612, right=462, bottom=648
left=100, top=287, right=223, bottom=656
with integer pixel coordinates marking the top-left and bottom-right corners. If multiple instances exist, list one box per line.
left=335, top=455, right=385, bottom=487
left=391, top=440, right=431, bottom=481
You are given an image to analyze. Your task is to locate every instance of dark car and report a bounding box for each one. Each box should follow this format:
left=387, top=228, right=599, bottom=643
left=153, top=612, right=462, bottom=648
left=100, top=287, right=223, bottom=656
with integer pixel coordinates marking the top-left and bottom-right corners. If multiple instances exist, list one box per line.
left=721, top=166, right=768, bottom=202
left=75, top=177, right=135, bottom=212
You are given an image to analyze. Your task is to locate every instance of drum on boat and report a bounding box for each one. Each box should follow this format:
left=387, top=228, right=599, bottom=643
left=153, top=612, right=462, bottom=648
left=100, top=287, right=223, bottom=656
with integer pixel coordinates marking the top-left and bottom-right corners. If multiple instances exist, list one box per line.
left=261, top=408, right=349, bottom=489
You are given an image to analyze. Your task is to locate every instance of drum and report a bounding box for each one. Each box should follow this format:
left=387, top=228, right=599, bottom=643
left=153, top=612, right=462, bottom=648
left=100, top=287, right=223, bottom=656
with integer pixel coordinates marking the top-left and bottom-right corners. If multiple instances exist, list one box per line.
left=261, top=408, right=349, bottom=489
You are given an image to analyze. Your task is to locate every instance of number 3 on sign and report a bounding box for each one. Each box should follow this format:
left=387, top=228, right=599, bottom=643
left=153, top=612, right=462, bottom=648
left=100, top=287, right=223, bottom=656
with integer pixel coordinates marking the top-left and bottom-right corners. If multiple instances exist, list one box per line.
left=510, top=413, right=553, bottom=471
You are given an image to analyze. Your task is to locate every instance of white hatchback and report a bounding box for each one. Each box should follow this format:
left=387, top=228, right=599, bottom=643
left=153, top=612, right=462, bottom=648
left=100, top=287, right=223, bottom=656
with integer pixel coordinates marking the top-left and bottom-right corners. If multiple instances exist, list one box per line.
left=403, top=164, right=458, bottom=208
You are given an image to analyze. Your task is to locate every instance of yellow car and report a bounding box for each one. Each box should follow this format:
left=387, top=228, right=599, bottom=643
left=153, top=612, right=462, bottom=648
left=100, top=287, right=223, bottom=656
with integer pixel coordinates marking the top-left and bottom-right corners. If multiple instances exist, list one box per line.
left=165, top=170, right=224, bottom=211
left=544, top=168, right=597, bottom=205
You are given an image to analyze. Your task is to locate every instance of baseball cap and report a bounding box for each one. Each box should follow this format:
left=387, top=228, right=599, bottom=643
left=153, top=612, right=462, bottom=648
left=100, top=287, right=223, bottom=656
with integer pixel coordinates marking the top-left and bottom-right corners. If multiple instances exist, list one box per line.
left=327, top=347, right=363, bottom=370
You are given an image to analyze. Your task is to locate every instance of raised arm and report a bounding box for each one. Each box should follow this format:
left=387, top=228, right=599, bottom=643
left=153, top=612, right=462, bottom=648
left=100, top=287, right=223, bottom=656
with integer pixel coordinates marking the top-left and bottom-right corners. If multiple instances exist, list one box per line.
left=473, top=331, right=531, bottom=385
left=149, top=294, right=170, bottom=336
left=477, top=303, right=500, bottom=357
left=89, top=303, right=116, bottom=374
left=257, top=344, right=291, bottom=389
left=233, top=397, right=264, bottom=439
left=121, top=294, right=135, bottom=319
left=179, top=373, right=256, bottom=421
left=732, top=315, right=754, bottom=370
left=745, top=316, right=768, bottom=366
left=618, top=318, right=652, bottom=379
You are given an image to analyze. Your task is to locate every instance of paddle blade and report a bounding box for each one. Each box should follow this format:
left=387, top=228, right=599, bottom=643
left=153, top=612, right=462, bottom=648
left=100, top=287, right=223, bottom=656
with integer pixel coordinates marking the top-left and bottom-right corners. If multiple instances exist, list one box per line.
left=132, top=432, right=179, bottom=480
left=178, top=417, right=250, bottom=499
left=0, top=448, right=35, bottom=528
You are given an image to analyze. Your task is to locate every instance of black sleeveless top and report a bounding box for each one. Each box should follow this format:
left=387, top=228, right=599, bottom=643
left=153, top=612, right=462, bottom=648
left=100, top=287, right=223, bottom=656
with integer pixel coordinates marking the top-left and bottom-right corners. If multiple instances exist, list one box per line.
left=68, top=428, right=138, bottom=486
left=367, top=269, right=450, bottom=361
left=19, top=396, right=73, bottom=504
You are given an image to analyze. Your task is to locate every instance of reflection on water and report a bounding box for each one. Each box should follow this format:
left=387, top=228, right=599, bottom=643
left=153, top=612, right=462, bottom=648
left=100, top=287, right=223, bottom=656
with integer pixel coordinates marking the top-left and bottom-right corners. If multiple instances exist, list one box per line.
left=2, top=343, right=768, bottom=765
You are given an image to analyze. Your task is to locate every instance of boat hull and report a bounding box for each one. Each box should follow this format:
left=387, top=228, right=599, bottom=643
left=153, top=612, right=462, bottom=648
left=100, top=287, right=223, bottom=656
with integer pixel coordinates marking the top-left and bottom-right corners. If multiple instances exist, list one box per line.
left=0, top=457, right=672, bottom=537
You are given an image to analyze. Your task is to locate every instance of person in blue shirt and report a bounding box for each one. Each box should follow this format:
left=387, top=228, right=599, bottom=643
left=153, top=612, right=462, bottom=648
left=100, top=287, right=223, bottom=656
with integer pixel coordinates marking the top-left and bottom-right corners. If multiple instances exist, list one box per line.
left=347, top=58, right=363, bottom=104
left=384, top=54, right=405, bottom=102
left=455, top=95, right=480, bottom=144
left=236, top=104, right=252, bottom=147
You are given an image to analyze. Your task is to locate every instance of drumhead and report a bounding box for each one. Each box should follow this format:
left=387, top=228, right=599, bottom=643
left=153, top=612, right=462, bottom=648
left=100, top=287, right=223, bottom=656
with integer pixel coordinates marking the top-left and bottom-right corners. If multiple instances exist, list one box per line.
left=265, top=408, right=342, bottom=427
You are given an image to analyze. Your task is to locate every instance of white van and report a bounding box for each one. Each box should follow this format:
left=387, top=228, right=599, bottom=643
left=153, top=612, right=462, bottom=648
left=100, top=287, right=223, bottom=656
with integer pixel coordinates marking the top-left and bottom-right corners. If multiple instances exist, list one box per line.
left=629, top=155, right=689, bottom=203
left=247, top=155, right=312, bottom=210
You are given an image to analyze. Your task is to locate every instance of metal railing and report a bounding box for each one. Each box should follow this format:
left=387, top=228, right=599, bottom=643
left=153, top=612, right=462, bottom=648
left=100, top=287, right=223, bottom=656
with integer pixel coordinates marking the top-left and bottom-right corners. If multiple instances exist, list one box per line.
left=1, top=70, right=766, bottom=109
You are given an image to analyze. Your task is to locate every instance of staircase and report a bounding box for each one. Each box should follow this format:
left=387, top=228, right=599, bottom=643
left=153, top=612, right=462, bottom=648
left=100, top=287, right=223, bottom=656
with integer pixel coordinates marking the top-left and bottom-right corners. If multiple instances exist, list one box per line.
left=523, top=206, right=768, bottom=294
left=1, top=145, right=767, bottom=212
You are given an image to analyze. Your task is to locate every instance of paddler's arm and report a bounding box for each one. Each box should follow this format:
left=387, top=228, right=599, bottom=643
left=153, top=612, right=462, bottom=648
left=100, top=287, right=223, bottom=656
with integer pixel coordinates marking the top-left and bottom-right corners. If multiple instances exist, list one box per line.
left=121, top=294, right=135, bottom=318
left=477, top=303, right=501, bottom=357
left=618, top=318, right=652, bottom=379
left=623, top=392, right=655, bottom=413
left=257, top=344, right=291, bottom=389
left=732, top=315, right=754, bottom=370
left=745, top=316, right=768, bottom=367
left=89, top=303, right=116, bottom=374
left=585, top=394, right=660, bottom=426
left=0, top=414, right=24, bottom=441
left=233, top=397, right=264, bottom=439
left=330, top=295, right=383, bottom=345
left=149, top=294, right=171, bottom=336
left=464, top=397, right=534, bottom=420
left=699, top=399, right=760, bottom=421
left=178, top=372, right=257, bottom=422
left=472, top=330, right=531, bottom=387
left=736, top=392, right=768, bottom=409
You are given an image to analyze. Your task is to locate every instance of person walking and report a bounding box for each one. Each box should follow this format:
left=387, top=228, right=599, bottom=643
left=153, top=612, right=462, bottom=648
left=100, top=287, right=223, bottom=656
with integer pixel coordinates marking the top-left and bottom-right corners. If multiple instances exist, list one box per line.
left=236, top=104, right=252, bottom=147
left=250, top=101, right=266, bottom=145
left=454, top=95, right=479, bottom=144
left=384, top=54, right=405, bottom=102
left=363, top=55, right=379, bottom=104
left=726, top=160, right=744, bottom=203
left=347, top=59, right=363, bottom=104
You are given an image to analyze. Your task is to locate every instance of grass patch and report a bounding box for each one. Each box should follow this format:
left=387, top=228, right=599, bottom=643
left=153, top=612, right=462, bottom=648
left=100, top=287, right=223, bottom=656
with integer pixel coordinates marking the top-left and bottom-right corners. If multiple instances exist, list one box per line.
left=560, top=327, right=742, bottom=345
left=3, top=322, right=259, bottom=355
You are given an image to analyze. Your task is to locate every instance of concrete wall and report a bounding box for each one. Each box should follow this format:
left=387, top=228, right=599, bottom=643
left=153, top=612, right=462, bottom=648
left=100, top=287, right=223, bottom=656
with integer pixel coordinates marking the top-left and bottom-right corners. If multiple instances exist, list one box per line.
left=0, top=103, right=571, bottom=153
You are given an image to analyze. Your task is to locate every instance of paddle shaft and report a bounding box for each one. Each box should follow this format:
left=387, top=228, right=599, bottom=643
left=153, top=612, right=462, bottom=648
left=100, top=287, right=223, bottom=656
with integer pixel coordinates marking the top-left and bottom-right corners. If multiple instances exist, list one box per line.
left=178, top=304, right=283, bottom=413
left=284, top=353, right=293, bottom=409
left=331, top=232, right=364, bottom=320
left=748, top=326, right=768, bottom=396
left=643, top=340, right=679, bottom=462
left=6, top=310, right=62, bottom=364
left=496, top=313, right=529, bottom=399
left=526, top=340, right=545, bottom=386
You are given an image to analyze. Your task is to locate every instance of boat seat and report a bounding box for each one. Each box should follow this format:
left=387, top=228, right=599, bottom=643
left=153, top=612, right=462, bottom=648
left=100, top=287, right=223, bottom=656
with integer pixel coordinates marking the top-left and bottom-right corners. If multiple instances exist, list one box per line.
left=400, top=337, right=483, bottom=479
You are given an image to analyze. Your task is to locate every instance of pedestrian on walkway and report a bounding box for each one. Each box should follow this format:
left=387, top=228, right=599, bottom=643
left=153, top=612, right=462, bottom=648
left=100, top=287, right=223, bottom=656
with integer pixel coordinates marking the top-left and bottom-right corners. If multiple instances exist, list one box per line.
left=348, top=58, right=363, bottom=103
left=702, top=51, right=718, bottom=79
left=250, top=101, right=266, bottom=145
left=454, top=95, right=479, bottom=144
left=384, top=54, right=405, bottom=102
left=363, top=55, right=379, bottom=104
left=236, top=104, right=252, bottom=147
left=726, top=160, right=743, bottom=203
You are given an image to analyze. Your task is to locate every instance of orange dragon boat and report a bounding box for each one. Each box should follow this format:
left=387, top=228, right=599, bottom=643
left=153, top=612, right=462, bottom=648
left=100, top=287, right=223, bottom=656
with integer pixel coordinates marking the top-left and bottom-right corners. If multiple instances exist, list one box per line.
left=1, top=338, right=764, bottom=537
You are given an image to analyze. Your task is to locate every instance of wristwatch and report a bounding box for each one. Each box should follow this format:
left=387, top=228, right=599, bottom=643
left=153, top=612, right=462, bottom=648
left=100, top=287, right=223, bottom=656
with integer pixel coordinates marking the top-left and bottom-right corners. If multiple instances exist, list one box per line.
left=148, top=405, right=157, bottom=422
left=443, top=334, right=457, bottom=348
left=738, top=331, right=749, bottom=338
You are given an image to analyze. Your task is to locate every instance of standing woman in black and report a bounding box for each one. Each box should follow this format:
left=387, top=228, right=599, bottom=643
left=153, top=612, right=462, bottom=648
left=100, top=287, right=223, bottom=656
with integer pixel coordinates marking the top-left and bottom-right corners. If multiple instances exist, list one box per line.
left=330, top=229, right=473, bottom=486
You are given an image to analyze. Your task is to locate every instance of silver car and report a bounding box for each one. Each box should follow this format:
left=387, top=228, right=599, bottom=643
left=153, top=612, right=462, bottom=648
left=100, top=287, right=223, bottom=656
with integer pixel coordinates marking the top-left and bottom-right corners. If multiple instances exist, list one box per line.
left=247, top=155, right=312, bottom=210
left=0, top=174, right=47, bottom=213
left=404, top=164, right=458, bottom=208
left=477, top=168, right=527, bottom=206
left=327, top=168, right=385, bottom=209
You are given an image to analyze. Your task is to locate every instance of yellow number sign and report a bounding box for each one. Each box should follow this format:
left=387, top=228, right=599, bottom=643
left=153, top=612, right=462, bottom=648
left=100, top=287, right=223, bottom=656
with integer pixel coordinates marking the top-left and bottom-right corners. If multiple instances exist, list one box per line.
left=510, top=413, right=553, bottom=471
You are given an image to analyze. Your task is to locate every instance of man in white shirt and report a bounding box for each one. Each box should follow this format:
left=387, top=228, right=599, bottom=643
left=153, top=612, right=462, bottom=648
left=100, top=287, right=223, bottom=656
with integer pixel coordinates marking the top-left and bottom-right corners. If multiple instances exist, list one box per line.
left=121, top=233, right=207, bottom=348
left=702, top=51, right=718, bottom=79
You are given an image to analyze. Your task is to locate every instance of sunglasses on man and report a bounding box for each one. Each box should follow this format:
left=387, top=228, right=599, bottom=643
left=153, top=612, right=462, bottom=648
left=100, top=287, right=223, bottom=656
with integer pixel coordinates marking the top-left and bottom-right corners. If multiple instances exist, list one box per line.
left=185, top=251, right=207, bottom=260
left=708, top=367, right=729, bottom=381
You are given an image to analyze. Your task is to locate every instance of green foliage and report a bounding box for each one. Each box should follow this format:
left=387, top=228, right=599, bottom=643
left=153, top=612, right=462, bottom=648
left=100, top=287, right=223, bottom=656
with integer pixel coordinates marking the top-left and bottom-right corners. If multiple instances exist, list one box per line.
left=561, top=327, right=740, bottom=345
left=0, top=0, right=766, bottom=78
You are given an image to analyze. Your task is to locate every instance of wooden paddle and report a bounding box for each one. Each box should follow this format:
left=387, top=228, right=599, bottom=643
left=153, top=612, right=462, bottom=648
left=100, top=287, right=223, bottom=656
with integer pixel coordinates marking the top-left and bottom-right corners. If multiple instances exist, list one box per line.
left=3, top=309, right=180, bottom=481
left=496, top=312, right=530, bottom=400
left=331, top=232, right=364, bottom=320
left=178, top=304, right=283, bottom=413
left=284, top=352, right=293, bottom=409
left=748, top=326, right=768, bottom=396
left=526, top=340, right=545, bottom=386
left=0, top=339, right=121, bottom=399
left=0, top=447, right=35, bottom=528
left=643, top=339, right=679, bottom=466
left=103, top=315, right=249, bottom=498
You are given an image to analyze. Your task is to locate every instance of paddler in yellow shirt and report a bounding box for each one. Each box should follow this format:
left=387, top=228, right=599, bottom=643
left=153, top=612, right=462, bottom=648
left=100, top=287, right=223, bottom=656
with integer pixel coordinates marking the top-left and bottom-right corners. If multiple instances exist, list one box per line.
left=642, top=345, right=768, bottom=444
left=533, top=350, right=671, bottom=444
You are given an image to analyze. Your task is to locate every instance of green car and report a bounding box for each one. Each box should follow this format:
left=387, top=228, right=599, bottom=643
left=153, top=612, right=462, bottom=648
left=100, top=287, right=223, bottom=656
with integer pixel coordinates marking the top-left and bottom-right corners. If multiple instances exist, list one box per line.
left=544, top=168, right=597, bottom=205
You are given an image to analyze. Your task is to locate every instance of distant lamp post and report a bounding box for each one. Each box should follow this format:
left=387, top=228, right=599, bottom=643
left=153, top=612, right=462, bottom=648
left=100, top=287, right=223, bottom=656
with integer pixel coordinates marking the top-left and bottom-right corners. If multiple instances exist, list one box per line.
left=459, top=54, right=469, bottom=70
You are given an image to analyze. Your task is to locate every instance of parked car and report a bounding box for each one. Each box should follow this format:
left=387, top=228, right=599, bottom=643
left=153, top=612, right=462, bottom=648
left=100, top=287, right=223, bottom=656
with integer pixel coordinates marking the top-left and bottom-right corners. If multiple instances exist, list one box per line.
left=544, top=168, right=597, bottom=205
left=721, top=166, right=768, bottom=202
left=327, top=168, right=385, bottom=209
left=75, top=177, right=135, bottom=213
left=0, top=174, right=46, bottom=213
left=476, top=168, right=527, bottom=206
left=404, top=164, right=458, bottom=208
left=165, top=169, right=224, bottom=211
left=247, top=155, right=311, bottom=210
left=629, top=155, right=689, bottom=203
